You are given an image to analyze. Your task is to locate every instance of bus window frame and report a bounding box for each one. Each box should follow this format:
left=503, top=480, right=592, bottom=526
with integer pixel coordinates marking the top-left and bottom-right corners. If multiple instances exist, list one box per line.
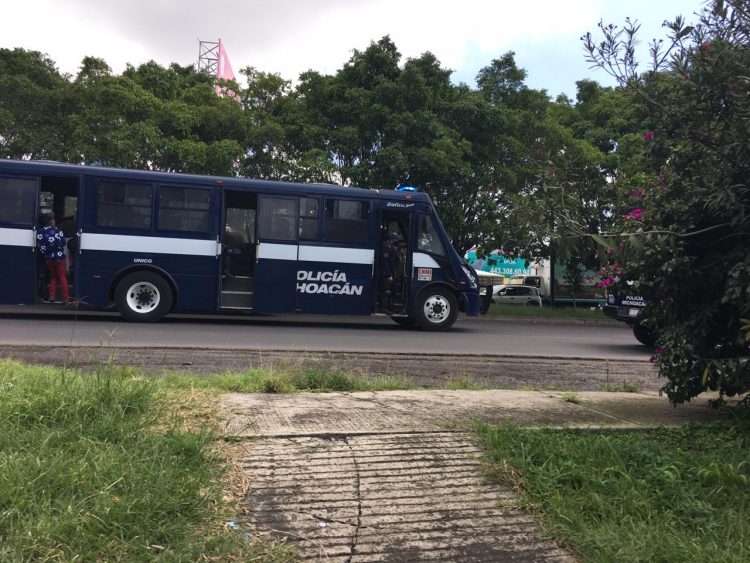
left=156, top=183, right=213, bottom=236
left=95, top=178, right=155, bottom=231
left=323, top=197, right=370, bottom=245
left=0, top=174, right=39, bottom=227
left=257, top=195, right=299, bottom=242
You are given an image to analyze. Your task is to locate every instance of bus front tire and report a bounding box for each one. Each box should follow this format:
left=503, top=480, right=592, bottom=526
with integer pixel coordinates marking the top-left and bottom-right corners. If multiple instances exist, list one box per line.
left=415, top=287, right=458, bottom=331
left=115, top=271, right=173, bottom=322
left=632, top=321, right=656, bottom=347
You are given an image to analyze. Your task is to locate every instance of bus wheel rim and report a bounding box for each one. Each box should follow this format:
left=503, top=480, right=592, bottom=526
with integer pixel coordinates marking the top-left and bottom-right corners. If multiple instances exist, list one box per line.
left=126, top=282, right=160, bottom=313
left=424, top=295, right=450, bottom=323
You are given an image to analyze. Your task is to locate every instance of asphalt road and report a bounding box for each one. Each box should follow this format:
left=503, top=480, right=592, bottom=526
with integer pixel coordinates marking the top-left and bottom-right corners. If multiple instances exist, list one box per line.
left=0, top=305, right=649, bottom=360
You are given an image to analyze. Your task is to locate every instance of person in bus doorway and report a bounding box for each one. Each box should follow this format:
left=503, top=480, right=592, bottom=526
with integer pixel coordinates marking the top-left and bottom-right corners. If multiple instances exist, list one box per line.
left=380, top=232, right=400, bottom=312
left=37, top=214, right=70, bottom=304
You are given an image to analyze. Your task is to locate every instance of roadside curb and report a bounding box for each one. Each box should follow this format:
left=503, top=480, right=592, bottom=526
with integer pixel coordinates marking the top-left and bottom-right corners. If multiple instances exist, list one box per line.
left=468, top=314, right=620, bottom=326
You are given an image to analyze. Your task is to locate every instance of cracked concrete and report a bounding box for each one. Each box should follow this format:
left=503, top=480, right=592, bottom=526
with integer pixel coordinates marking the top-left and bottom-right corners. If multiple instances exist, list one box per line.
left=238, top=433, right=573, bottom=562
left=223, top=390, right=728, bottom=561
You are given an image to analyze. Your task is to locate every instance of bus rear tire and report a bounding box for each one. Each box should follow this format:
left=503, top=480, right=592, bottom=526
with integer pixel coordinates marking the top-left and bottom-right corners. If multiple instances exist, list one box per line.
left=115, top=271, right=172, bottom=322
left=415, top=287, right=458, bottom=331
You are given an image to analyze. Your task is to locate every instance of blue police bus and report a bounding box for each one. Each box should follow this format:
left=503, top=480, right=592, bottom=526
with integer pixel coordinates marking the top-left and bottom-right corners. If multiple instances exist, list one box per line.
left=0, top=160, right=481, bottom=330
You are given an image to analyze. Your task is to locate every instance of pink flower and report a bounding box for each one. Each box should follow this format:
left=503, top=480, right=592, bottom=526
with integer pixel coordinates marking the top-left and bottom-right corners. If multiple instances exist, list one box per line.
left=649, top=347, right=664, bottom=363
left=598, top=277, right=615, bottom=288
left=643, top=131, right=654, bottom=142
left=624, top=208, right=644, bottom=221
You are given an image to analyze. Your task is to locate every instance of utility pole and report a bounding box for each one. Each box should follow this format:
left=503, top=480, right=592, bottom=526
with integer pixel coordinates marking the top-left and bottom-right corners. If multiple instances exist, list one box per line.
left=545, top=183, right=559, bottom=307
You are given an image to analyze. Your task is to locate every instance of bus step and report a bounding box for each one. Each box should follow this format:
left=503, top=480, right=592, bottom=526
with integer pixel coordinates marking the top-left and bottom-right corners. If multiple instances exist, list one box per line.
left=222, top=277, right=254, bottom=292
left=220, top=291, right=253, bottom=309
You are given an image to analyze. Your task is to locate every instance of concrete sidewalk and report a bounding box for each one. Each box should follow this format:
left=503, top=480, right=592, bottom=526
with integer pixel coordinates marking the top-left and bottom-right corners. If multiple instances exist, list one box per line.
left=222, top=390, right=727, bottom=562
left=222, top=389, right=726, bottom=437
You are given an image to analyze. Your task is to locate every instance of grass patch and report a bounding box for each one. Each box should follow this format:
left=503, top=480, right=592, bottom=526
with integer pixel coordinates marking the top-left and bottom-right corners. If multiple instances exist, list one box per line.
left=487, top=303, right=609, bottom=320
left=444, top=375, right=486, bottom=390
left=560, top=392, right=581, bottom=404
left=161, top=366, right=411, bottom=394
left=478, top=422, right=750, bottom=562
left=0, top=359, right=294, bottom=561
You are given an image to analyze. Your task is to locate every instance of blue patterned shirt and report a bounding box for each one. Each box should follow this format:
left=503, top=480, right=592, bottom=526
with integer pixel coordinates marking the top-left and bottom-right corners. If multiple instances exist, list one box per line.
left=37, top=225, right=66, bottom=262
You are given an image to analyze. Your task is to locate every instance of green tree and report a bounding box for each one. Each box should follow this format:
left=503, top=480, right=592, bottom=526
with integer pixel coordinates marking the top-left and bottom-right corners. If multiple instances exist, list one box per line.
left=584, top=0, right=750, bottom=406
left=0, top=48, right=73, bottom=160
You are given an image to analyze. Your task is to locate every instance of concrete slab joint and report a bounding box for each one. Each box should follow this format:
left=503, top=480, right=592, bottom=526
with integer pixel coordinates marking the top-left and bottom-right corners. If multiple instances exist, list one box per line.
left=223, top=389, right=727, bottom=561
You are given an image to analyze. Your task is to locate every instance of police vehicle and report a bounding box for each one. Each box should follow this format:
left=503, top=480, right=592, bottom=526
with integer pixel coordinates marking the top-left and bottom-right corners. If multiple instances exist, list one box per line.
left=0, top=160, right=482, bottom=330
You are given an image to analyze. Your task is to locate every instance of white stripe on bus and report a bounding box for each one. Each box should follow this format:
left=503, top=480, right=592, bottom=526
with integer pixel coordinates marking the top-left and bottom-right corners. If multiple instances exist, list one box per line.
left=298, top=245, right=374, bottom=264
left=258, top=243, right=375, bottom=264
left=80, top=233, right=217, bottom=256
left=257, top=242, right=297, bottom=261
left=0, top=227, right=35, bottom=248
left=413, top=252, right=441, bottom=268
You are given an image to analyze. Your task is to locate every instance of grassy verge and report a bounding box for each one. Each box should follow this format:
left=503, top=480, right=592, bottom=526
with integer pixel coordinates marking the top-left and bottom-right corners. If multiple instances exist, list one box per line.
left=0, top=360, right=294, bottom=561
left=478, top=422, right=750, bottom=562
left=161, top=365, right=411, bottom=393
left=487, top=303, right=611, bottom=320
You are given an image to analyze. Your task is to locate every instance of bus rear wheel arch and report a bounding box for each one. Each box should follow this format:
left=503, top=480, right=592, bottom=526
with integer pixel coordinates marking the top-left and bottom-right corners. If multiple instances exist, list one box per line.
left=115, top=271, right=173, bottom=322
left=414, top=286, right=458, bottom=331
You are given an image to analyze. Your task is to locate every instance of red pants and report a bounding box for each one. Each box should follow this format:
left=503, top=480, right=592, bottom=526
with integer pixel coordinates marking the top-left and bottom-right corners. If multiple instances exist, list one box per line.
left=46, top=259, right=70, bottom=302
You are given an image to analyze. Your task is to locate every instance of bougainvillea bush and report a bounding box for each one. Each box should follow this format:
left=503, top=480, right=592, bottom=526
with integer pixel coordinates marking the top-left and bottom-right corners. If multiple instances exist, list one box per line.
left=584, top=0, right=750, bottom=406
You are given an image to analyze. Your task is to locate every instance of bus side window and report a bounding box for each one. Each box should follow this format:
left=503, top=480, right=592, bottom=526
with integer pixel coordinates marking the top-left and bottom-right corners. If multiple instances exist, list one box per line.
left=324, top=199, right=369, bottom=243
left=0, top=177, right=36, bottom=224
left=97, top=181, right=153, bottom=229
left=299, top=197, right=319, bottom=240
left=417, top=215, right=446, bottom=256
left=258, top=198, right=296, bottom=240
left=158, top=186, right=211, bottom=233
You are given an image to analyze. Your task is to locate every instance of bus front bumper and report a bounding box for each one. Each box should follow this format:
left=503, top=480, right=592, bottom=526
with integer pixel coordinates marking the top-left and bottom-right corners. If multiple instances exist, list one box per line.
left=462, top=291, right=482, bottom=316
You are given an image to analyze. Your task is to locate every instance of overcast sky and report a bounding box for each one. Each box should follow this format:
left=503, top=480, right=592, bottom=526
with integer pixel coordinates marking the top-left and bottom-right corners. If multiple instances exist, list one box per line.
left=2, top=0, right=706, bottom=99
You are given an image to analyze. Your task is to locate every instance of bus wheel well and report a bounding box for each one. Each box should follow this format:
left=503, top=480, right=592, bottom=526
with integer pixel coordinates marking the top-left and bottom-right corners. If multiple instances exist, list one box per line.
left=109, top=266, right=179, bottom=312
left=416, top=283, right=459, bottom=303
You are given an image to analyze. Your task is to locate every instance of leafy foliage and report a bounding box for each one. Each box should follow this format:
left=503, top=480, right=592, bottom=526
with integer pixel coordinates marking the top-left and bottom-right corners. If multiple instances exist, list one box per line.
left=584, top=0, right=750, bottom=405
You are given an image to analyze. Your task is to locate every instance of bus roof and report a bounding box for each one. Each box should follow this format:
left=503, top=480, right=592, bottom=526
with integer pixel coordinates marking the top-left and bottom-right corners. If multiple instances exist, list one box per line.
left=0, top=159, right=433, bottom=203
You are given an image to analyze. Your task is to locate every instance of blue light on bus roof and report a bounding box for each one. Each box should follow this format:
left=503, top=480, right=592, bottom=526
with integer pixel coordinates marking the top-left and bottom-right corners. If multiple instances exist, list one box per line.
left=395, top=185, right=418, bottom=192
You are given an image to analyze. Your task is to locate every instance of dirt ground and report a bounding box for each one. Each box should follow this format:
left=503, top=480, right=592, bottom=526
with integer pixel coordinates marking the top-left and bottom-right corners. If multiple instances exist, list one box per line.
left=0, top=345, right=661, bottom=392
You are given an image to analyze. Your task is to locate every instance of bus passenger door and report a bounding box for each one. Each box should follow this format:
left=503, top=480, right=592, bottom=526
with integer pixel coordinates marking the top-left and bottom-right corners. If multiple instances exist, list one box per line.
left=220, top=190, right=258, bottom=311
left=0, top=175, right=39, bottom=305
left=375, top=209, right=412, bottom=315
left=254, top=195, right=298, bottom=313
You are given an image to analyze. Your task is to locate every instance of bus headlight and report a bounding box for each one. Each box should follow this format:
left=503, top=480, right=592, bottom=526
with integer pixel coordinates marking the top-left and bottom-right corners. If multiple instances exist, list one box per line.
left=461, top=265, right=478, bottom=289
